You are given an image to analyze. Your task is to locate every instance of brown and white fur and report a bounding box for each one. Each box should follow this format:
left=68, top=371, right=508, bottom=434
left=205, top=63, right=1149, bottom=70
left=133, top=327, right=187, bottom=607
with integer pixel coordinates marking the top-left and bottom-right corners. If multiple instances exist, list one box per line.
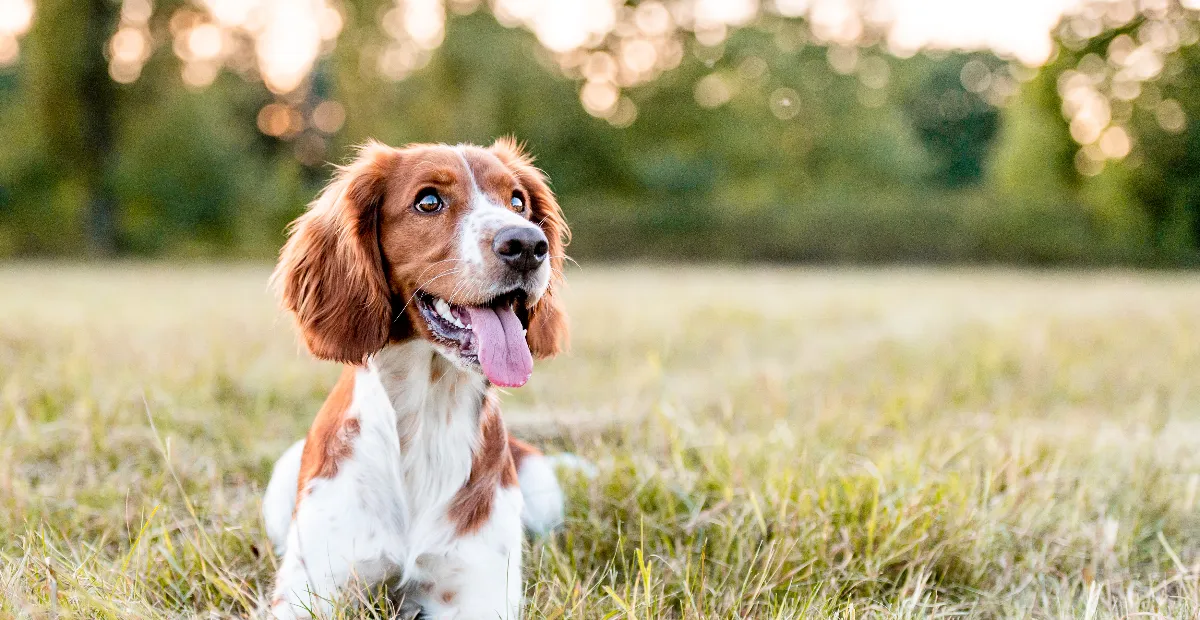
left=261, top=139, right=570, bottom=619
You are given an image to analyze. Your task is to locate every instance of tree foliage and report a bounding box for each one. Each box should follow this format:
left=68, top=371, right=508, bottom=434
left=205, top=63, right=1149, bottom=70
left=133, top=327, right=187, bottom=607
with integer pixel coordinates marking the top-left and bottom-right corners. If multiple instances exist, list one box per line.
left=0, top=1, right=1197, bottom=264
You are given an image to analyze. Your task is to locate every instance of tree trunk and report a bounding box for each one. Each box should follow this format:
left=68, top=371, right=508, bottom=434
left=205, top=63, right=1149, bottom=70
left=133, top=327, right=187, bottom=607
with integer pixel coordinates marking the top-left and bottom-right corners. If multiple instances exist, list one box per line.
left=80, top=0, right=119, bottom=256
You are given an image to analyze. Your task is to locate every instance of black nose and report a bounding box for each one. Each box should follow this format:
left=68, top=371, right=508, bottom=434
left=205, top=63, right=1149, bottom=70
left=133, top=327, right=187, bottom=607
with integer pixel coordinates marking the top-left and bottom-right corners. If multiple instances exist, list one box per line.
left=492, top=226, right=549, bottom=272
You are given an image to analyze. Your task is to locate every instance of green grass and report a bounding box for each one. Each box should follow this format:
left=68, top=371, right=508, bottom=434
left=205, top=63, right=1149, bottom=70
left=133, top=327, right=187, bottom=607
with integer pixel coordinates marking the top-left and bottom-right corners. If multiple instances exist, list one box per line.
left=2, top=264, right=1200, bottom=618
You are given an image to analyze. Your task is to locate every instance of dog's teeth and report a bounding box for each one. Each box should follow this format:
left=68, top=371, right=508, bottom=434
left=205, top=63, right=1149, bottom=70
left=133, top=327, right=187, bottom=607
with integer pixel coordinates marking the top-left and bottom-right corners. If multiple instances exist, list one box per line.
left=522, top=329, right=527, bottom=336
left=435, top=299, right=455, bottom=322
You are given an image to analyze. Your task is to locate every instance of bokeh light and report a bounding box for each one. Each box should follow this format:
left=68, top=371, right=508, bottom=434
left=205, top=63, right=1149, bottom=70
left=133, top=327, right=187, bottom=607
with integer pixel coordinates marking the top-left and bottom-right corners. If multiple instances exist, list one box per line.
left=108, top=0, right=153, bottom=83
left=311, top=100, right=346, bottom=134
left=769, top=87, right=800, bottom=119
left=1156, top=98, right=1187, bottom=134
left=1052, top=0, right=1196, bottom=168
left=13, top=0, right=1193, bottom=143
left=0, top=0, right=33, bottom=66
left=254, top=0, right=331, bottom=94
left=0, top=0, right=33, bottom=38
left=580, top=79, right=619, bottom=117
left=0, top=35, right=17, bottom=65
left=257, top=102, right=303, bottom=137
left=694, top=73, right=733, bottom=108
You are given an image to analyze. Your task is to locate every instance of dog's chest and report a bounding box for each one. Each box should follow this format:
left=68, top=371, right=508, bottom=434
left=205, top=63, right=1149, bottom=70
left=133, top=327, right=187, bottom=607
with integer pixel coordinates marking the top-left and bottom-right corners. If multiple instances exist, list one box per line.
left=350, top=348, right=487, bottom=562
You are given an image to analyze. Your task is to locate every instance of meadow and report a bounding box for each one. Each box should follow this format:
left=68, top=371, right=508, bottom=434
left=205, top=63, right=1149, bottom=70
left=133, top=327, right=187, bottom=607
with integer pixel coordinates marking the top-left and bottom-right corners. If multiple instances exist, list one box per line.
left=2, top=264, right=1200, bottom=619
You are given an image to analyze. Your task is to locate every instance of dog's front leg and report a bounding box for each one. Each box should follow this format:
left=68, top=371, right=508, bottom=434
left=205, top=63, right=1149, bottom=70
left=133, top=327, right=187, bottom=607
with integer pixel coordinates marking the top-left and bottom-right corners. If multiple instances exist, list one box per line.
left=268, top=481, right=394, bottom=619
left=413, top=488, right=525, bottom=620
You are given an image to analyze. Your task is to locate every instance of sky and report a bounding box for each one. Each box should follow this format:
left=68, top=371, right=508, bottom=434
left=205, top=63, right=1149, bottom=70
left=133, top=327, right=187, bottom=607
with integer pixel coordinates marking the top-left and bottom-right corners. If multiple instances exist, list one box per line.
left=500, top=0, right=1086, bottom=67
left=880, top=0, right=1082, bottom=65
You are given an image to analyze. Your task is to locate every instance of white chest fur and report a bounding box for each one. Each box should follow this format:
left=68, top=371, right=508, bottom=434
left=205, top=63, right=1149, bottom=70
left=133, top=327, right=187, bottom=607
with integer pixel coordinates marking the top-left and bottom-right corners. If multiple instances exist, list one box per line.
left=264, top=341, right=526, bottom=619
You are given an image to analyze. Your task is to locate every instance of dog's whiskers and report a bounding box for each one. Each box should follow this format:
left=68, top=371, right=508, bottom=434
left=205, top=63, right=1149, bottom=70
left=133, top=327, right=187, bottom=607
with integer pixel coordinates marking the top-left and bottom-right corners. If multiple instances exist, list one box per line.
left=393, top=268, right=462, bottom=323
left=546, top=254, right=580, bottom=270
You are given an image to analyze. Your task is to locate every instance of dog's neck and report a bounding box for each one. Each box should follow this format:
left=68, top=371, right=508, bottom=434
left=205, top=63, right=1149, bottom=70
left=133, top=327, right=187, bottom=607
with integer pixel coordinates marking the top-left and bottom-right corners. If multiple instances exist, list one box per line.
left=369, top=339, right=486, bottom=411
left=366, top=339, right=489, bottom=443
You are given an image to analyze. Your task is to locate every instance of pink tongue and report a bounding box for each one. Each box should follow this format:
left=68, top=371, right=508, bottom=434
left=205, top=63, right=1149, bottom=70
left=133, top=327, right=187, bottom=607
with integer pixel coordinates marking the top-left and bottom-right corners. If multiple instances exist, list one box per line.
left=465, top=305, right=533, bottom=387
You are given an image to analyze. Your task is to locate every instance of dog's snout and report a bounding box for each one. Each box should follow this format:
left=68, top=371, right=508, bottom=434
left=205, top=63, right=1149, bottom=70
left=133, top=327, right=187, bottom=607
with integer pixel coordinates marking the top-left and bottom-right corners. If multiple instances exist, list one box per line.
left=492, top=226, right=548, bottom=273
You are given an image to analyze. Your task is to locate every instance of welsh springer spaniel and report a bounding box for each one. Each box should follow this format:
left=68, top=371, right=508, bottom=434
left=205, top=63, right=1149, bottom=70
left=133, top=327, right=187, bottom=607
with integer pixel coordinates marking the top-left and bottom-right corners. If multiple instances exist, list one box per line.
left=261, top=139, right=570, bottom=619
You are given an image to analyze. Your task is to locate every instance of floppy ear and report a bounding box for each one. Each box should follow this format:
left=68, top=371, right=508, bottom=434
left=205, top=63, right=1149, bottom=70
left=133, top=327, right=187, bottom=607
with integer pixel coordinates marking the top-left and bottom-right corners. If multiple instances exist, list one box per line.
left=490, top=137, right=570, bottom=359
left=272, top=142, right=397, bottom=364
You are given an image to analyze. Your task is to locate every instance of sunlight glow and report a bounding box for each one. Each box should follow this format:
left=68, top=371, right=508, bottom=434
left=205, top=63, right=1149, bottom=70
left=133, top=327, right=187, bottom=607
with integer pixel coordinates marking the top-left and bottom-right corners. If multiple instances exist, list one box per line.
left=402, top=0, right=446, bottom=50
left=0, top=0, right=32, bottom=36
left=255, top=0, right=328, bottom=93
left=493, top=0, right=617, bottom=53
left=806, top=0, right=863, bottom=44
left=202, top=0, right=254, bottom=28
left=774, top=0, right=809, bottom=18
left=187, top=23, right=223, bottom=60
left=885, top=0, right=1081, bottom=66
left=694, top=0, right=758, bottom=28
left=634, top=2, right=672, bottom=36
left=1156, top=99, right=1187, bottom=134
left=179, top=0, right=342, bottom=93
left=0, top=0, right=33, bottom=65
left=12, top=0, right=1188, bottom=139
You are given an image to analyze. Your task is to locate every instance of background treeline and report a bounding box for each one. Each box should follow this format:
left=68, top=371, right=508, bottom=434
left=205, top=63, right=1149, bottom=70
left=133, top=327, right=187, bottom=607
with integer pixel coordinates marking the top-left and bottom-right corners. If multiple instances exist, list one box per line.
left=1, top=4, right=1199, bottom=265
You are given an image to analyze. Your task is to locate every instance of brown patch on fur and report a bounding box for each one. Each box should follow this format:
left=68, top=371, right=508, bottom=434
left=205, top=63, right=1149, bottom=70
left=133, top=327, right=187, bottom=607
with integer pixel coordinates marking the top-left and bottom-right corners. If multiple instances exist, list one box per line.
left=272, top=143, right=397, bottom=364
left=505, top=437, right=541, bottom=488
left=487, top=138, right=571, bottom=358
left=440, top=590, right=456, bottom=605
left=448, top=396, right=518, bottom=535
left=296, top=367, right=359, bottom=499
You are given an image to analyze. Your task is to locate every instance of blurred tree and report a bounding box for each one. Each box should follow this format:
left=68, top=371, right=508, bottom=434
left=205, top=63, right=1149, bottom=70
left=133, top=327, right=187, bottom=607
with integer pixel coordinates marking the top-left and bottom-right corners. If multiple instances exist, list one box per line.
left=1039, top=2, right=1200, bottom=262
left=1126, top=45, right=1200, bottom=257
left=903, top=54, right=1001, bottom=187
left=21, top=0, right=121, bottom=255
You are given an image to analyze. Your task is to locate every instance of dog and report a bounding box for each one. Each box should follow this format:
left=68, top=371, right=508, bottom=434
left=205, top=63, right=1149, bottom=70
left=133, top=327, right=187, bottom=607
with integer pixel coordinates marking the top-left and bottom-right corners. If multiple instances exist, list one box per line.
left=261, top=138, right=569, bottom=619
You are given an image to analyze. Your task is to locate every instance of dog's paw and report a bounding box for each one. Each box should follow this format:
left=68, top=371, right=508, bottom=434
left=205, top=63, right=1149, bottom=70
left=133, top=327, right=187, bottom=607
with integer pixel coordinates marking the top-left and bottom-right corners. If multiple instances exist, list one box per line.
left=517, top=452, right=598, bottom=536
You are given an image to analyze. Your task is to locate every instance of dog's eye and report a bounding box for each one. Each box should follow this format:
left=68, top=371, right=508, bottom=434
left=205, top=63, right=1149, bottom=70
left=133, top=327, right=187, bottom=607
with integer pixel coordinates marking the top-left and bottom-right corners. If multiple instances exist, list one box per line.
left=414, top=189, right=444, bottom=214
left=510, top=194, right=525, bottom=212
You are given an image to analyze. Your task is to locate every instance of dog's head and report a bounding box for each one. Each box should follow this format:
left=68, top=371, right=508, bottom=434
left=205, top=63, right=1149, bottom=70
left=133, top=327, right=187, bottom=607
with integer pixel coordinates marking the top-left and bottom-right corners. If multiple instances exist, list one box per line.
left=273, top=138, right=569, bottom=387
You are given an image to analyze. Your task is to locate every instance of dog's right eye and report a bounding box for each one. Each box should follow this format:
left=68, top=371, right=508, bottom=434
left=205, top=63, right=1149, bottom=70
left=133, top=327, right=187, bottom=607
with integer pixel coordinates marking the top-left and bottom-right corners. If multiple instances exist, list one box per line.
left=414, top=189, right=444, bottom=214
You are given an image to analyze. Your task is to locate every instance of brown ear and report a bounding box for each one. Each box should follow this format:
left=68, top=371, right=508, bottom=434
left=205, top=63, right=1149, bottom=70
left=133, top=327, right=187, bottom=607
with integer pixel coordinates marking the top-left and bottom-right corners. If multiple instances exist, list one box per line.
left=272, top=142, right=396, bottom=364
left=490, top=137, right=570, bottom=359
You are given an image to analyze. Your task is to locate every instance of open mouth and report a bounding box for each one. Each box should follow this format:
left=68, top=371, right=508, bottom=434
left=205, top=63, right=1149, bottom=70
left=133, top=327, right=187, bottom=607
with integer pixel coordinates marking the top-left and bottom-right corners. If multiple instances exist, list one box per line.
left=415, top=290, right=533, bottom=387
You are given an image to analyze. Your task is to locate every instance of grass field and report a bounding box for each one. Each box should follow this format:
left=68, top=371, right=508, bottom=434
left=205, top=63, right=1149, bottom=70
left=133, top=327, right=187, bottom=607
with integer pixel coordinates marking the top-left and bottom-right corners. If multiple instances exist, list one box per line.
left=2, top=265, right=1200, bottom=619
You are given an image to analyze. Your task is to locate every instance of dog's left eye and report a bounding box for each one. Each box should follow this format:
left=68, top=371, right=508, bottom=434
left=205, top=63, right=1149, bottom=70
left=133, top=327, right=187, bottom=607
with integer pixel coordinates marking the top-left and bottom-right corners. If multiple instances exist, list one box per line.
left=510, top=194, right=525, bottom=212
left=414, top=189, right=444, bottom=214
